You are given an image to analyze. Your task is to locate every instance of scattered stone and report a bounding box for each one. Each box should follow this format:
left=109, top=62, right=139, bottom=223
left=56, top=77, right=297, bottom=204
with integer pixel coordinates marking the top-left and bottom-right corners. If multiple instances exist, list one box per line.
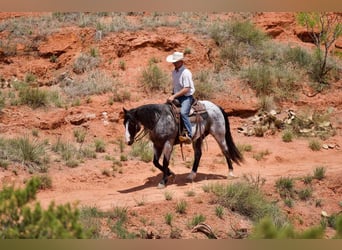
left=65, top=113, right=96, bottom=125
left=239, top=109, right=334, bottom=138
left=321, top=211, right=329, bottom=217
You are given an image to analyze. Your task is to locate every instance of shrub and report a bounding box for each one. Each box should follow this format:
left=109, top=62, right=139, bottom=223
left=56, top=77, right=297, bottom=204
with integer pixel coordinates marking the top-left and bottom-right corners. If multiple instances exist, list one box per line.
left=8, top=136, right=48, bottom=170
left=243, top=64, right=273, bottom=96
left=165, top=213, right=173, bottom=226
left=284, top=46, right=312, bottom=67
left=189, top=214, right=206, bottom=227
left=0, top=177, right=90, bottom=238
left=302, top=175, right=313, bottom=185
left=258, top=95, right=276, bottom=112
left=112, top=89, right=131, bottom=102
left=215, top=205, right=224, bottom=219
left=193, top=70, right=225, bottom=100
left=164, top=190, right=173, bottom=201
left=73, top=52, right=100, bottom=74
left=282, top=129, right=294, bottom=142
left=35, top=174, right=53, bottom=190
left=230, top=20, right=268, bottom=47
left=298, top=188, right=313, bottom=201
left=73, top=128, right=87, bottom=143
left=19, top=87, right=49, bottom=109
left=210, top=181, right=286, bottom=227
left=250, top=217, right=325, bottom=239
left=308, top=139, right=321, bottom=151
left=275, top=177, right=294, bottom=198
left=63, top=70, right=114, bottom=97
left=140, top=62, right=168, bottom=92
left=94, top=139, right=106, bottom=153
left=0, top=91, right=5, bottom=111
left=284, top=198, right=294, bottom=208
left=130, top=140, right=153, bottom=163
left=237, top=143, right=253, bottom=153
left=79, top=206, right=103, bottom=238
left=252, top=149, right=270, bottom=161
left=118, top=60, right=126, bottom=70
left=109, top=206, right=135, bottom=239
left=175, top=200, right=187, bottom=214
left=313, top=166, right=326, bottom=180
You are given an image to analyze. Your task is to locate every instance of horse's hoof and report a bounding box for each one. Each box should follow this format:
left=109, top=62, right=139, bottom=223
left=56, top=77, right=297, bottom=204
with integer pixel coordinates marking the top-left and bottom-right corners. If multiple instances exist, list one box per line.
left=168, top=174, right=176, bottom=183
left=227, top=174, right=238, bottom=180
left=157, top=183, right=166, bottom=189
left=186, top=171, right=197, bottom=181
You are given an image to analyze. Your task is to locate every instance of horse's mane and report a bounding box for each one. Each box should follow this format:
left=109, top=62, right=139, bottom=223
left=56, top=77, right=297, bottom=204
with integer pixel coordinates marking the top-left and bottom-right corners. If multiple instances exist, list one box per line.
left=134, top=104, right=168, bottom=129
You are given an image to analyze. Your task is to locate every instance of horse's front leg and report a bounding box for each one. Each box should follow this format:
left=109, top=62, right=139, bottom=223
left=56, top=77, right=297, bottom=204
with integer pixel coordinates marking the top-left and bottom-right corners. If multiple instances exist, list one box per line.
left=157, top=140, right=175, bottom=188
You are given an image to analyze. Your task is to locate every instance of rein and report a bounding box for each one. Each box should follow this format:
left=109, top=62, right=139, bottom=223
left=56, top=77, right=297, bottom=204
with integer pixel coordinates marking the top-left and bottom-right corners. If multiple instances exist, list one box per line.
left=132, top=111, right=162, bottom=143
left=134, top=128, right=149, bottom=142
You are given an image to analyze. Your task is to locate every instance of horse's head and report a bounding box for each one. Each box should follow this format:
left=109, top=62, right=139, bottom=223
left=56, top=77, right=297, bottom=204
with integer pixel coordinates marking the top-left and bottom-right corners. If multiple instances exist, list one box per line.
left=122, top=108, right=141, bottom=145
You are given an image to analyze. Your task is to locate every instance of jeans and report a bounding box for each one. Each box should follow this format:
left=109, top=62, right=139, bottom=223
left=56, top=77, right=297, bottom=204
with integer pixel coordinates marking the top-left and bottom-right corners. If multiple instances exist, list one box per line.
left=176, top=95, right=193, bottom=137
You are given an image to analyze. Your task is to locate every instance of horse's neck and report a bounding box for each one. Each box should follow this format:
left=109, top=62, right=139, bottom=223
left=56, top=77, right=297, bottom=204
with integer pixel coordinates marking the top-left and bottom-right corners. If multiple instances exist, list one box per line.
left=136, top=105, right=163, bottom=129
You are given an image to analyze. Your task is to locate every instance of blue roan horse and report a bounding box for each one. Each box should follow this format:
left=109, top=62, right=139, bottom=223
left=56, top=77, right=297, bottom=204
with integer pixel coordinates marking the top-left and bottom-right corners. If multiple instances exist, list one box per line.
left=122, top=100, right=243, bottom=188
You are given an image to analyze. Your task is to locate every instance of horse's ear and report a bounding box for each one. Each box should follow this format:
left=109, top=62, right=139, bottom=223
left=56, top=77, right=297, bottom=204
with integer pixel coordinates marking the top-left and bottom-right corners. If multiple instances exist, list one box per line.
left=119, top=108, right=127, bottom=120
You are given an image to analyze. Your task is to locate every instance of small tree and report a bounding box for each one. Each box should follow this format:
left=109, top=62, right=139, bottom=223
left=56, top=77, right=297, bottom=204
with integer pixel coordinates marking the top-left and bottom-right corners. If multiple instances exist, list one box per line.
left=0, top=177, right=90, bottom=238
left=297, top=12, right=342, bottom=84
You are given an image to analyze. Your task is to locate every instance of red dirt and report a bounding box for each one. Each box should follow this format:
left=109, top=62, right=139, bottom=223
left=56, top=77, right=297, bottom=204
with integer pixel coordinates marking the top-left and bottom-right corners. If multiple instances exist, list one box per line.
left=0, top=12, right=341, bottom=239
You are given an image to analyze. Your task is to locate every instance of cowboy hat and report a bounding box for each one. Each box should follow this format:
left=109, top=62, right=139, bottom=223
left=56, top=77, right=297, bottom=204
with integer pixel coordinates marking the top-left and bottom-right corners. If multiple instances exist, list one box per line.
left=166, top=51, right=184, bottom=63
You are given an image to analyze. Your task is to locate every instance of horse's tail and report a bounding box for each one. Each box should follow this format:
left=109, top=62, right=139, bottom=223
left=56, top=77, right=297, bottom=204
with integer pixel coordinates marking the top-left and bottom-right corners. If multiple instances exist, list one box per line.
left=219, top=107, right=244, bottom=165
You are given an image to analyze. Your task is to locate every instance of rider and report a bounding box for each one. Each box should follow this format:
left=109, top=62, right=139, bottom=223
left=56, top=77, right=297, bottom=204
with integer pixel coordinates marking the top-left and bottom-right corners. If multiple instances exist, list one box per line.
left=166, top=51, right=195, bottom=144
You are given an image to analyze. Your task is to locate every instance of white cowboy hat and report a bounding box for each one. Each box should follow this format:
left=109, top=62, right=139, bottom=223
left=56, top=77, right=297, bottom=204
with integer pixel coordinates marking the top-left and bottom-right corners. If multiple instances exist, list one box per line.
left=166, top=52, right=184, bottom=63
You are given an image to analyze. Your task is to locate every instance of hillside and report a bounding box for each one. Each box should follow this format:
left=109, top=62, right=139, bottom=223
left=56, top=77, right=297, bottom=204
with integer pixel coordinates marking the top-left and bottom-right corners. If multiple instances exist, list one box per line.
left=0, top=12, right=341, bottom=239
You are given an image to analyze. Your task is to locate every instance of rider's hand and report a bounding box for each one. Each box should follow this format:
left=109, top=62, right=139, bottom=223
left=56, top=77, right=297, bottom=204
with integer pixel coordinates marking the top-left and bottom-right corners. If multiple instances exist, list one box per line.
left=167, top=95, right=175, bottom=103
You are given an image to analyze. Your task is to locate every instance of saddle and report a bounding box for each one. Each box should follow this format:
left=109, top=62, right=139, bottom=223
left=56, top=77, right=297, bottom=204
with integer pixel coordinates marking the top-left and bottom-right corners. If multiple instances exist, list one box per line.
left=169, top=99, right=208, bottom=137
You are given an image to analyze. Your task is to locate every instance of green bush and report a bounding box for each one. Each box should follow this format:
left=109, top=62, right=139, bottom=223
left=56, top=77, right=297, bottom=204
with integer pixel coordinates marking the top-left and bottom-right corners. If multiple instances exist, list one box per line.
left=2, top=136, right=49, bottom=171
left=250, top=217, right=325, bottom=239
left=175, top=200, right=187, bottom=214
left=308, top=139, right=321, bottom=151
left=284, top=46, right=312, bottom=67
left=189, top=214, right=206, bottom=227
left=73, top=52, right=100, bottom=74
left=210, top=181, right=286, bottom=227
left=130, top=140, right=153, bottom=163
left=0, top=91, right=5, bottom=111
left=313, top=166, right=326, bottom=180
left=243, top=64, right=273, bottom=96
left=193, top=70, right=225, bottom=99
left=230, top=21, right=268, bottom=47
left=19, top=87, right=49, bottom=109
left=164, top=213, right=173, bottom=226
left=140, top=63, right=168, bottom=92
left=94, top=139, right=106, bottom=153
left=282, top=129, right=294, bottom=142
left=0, top=177, right=90, bottom=238
left=63, top=70, right=114, bottom=97
left=73, top=128, right=87, bottom=143
left=275, top=177, right=294, bottom=198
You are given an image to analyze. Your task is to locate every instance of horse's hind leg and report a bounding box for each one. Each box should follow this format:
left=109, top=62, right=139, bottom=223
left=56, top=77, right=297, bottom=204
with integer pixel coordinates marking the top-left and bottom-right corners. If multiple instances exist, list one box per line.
left=187, top=138, right=203, bottom=181
left=212, top=134, right=237, bottom=178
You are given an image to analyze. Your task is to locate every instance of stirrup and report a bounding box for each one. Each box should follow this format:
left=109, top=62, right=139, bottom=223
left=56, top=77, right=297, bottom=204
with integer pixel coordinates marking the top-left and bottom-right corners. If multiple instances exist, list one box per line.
left=179, top=134, right=192, bottom=144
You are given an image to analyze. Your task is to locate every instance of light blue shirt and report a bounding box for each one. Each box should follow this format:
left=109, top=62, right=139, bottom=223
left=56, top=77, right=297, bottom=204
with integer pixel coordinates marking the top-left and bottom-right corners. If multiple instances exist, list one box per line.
left=172, top=65, right=195, bottom=96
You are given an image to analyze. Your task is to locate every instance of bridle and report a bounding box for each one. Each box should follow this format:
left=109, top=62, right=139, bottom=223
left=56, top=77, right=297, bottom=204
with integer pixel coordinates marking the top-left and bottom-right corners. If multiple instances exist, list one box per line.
left=126, top=113, right=162, bottom=143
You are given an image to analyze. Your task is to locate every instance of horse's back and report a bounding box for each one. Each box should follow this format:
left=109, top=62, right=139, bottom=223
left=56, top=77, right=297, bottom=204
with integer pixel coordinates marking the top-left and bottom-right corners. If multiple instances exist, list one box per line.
left=198, top=100, right=222, bottom=114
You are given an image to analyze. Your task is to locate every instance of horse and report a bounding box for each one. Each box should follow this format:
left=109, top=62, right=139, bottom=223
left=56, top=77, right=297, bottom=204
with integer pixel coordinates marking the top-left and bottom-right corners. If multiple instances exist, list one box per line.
left=122, top=100, right=243, bottom=188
